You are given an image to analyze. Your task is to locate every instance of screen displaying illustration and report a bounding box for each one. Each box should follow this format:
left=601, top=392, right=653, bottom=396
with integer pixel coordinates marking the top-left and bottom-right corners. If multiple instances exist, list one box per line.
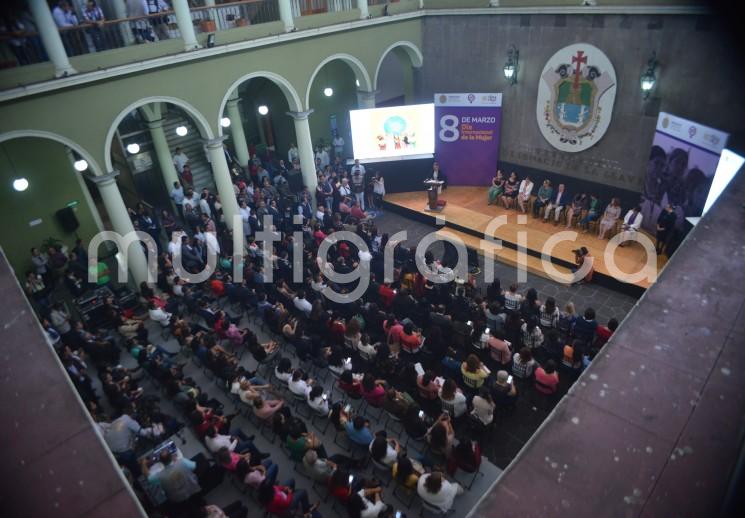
left=349, top=103, right=435, bottom=160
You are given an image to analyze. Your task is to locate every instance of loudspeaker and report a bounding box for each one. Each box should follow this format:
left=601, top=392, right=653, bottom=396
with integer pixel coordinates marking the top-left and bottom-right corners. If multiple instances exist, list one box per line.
left=55, top=207, right=79, bottom=233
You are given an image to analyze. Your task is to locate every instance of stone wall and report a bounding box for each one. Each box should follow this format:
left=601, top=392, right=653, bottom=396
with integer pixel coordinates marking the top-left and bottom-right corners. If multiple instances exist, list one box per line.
left=417, top=14, right=745, bottom=194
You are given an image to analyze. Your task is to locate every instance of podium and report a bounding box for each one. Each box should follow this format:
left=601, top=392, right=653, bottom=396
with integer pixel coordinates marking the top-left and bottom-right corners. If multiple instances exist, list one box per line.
left=424, top=179, right=445, bottom=211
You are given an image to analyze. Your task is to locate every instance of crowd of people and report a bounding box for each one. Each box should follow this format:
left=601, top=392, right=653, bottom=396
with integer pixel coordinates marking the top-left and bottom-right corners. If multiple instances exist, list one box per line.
left=486, top=169, right=676, bottom=256
left=25, top=136, right=623, bottom=518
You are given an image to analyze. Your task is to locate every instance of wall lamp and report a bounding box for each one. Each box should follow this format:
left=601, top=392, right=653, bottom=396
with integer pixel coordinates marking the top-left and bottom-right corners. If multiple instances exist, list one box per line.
left=640, top=51, right=658, bottom=99
left=503, top=45, right=519, bottom=85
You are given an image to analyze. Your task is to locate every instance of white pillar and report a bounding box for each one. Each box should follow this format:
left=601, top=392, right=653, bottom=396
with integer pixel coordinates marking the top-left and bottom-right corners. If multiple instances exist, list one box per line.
left=28, top=0, right=77, bottom=78
left=204, top=137, right=240, bottom=231
left=226, top=94, right=250, bottom=169
left=356, top=89, right=378, bottom=109
left=88, top=172, right=150, bottom=286
left=172, top=0, right=200, bottom=51
left=287, top=110, right=318, bottom=202
left=279, top=0, right=295, bottom=32
left=145, top=119, right=180, bottom=191
left=357, top=0, right=370, bottom=19
left=110, top=0, right=135, bottom=45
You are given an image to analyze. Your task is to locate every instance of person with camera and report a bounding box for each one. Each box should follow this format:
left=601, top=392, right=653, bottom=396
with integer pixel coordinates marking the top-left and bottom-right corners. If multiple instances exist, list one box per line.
left=140, top=448, right=202, bottom=513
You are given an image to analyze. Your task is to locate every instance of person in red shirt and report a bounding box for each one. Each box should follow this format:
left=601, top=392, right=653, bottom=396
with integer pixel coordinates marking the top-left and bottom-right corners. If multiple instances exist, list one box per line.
left=313, top=223, right=327, bottom=247
left=350, top=200, right=369, bottom=221
left=210, top=276, right=225, bottom=297
left=400, top=322, right=423, bottom=354
left=258, top=479, right=312, bottom=515
left=534, top=360, right=560, bottom=394
left=378, top=283, right=395, bottom=309
left=594, top=318, right=618, bottom=349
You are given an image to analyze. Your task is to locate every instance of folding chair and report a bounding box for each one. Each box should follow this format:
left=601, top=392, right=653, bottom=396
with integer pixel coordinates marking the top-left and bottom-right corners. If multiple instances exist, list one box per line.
left=420, top=499, right=454, bottom=516
left=369, top=457, right=392, bottom=487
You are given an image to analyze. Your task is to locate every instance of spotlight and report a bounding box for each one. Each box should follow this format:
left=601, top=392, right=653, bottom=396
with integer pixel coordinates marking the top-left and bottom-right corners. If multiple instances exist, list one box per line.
left=175, top=125, right=188, bottom=136
left=13, top=178, right=29, bottom=192
left=126, top=143, right=140, bottom=154
left=324, top=87, right=333, bottom=97
left=73, top=159, right=89, bottom=171
left=258, top=105, right=269, bottom=115
left=220, top=117, right=231, bottom=128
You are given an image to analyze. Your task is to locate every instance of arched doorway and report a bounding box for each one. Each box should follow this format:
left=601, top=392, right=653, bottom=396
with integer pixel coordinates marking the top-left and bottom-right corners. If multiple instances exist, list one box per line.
left=374, top=41, right=424, bottom=106
left=305, top=54, right=373, bottom=162
left=105, top=97, right=214, bottom=213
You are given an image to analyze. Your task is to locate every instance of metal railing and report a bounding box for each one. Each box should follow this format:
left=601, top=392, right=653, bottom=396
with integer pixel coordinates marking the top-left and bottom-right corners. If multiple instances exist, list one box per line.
left=291, top=0, right=354, bottom=16
left=191, top=0, right=280, bottom=34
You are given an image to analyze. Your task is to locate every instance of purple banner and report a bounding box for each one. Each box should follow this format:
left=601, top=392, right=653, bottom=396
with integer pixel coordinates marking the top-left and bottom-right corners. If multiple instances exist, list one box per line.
left=434, top=93, right=503, bottom=186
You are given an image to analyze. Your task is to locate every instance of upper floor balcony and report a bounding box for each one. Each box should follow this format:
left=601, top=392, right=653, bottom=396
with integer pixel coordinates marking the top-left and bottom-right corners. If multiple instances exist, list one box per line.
left=0, top=0, right=705, bottom=98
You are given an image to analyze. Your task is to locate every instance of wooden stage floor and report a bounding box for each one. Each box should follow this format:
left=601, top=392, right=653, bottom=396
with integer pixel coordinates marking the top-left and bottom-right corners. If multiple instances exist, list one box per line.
left=385, top=187, right=662, bottom=293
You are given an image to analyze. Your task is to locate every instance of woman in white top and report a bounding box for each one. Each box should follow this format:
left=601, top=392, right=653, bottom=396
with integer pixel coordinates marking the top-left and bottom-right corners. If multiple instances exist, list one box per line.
left=288, top=369, right=313, bottom=396
left=512, top=347, right=538, bottom=379
left=504, top=284, right=523, bottom=311
left=356, top=336, right=377, bottom=361
left=517, top=175, right=535, bottom=213
left=274, top=357, right=293, bottom=383
left=199, top=194, right=212, bottom=218
left=438, top=379, right=467, bottom=418
left=417, top=472, right=464, bottom=513
left=238, top=200, right=251, bottom=237
left=470, top=388, right=495, bottom=425
left=538, top=297, right=560, bottom=328
left=306, top=385, right=330, bottom=415
left=521, top=319, right=544, bottom=349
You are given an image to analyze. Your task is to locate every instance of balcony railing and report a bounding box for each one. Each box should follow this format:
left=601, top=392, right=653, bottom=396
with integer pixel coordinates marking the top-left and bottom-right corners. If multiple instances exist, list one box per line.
left=0, top=1, right=281, bottom=70
left=291, top=0, right=355, bottom=16
left=191, top=0, right=280, bottom=34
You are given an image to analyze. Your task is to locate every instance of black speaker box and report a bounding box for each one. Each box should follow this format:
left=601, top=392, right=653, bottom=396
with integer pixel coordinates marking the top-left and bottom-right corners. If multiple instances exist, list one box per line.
left=55, top=206, right=80, bottom=233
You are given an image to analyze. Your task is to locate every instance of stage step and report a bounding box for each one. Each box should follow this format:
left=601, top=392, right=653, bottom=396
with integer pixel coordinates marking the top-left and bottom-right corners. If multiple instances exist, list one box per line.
left=435, top=228, right=575, bottom=283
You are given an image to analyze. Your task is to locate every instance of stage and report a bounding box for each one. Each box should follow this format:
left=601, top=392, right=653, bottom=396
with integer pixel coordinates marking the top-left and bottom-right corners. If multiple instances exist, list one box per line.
left=384, top=187, right=662, bottom=295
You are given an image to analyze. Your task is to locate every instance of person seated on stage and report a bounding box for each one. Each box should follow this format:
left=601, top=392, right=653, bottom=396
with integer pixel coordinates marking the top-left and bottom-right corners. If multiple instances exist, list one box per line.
left=565, top=192, right=589, bottom=228
left=533, top=179, right=553, bottom=218
left=579, top=194, right=602, bottom=232
left=500, top=172, right=519, bottom=209
left=487, top=170, right=505, bottom=205
left=517, top=175, right=534, bottom=213
left=543, top=183, right=568, bottom=224
left=598, top=198, right=622, bottom=240
left=619, top=206, right=643, bottom=247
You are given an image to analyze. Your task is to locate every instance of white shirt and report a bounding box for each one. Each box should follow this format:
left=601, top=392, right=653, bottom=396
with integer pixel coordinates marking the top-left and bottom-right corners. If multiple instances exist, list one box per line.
left=350, top=164, right=366, bottom=176
left=333, top=137, right=344, bottom=151
left=288, top=147, right=299, bottom=164
left=623, top=210, right=643, bottom=231
left=307, top=395, right=329, bottom=415
left=204, top=231, right=220, bottom=256
left=205, top=433, right=238, bottom=453
left=52, top=7, right=78, bottom=27
left=148, top=307, right=171, bottom=325
left=439, top=390, right=468, bottom=418
left=339, top=184, right=352, bottom=198
left=170, top=186, right=184, bottom=204
left=199, top=199, right=212, bottom=218
left=357, top=490, right=387, bottom=518
left=288, top=378, right=310, bottom=396
left=417, top=475, right=461, bottom=512
left=373, top=178, right=385, bottom=195
left=173, top=152, right=189, bottom=173
left=519, top=179, right=534, bottom=198
left=275, top=369, right=292, bottom=383
left=294, top=297, right=312, bottom=316
left=369, top=442, right=398, bottom=466
left=239, top=206, right=251, bottom=222
left=183, top=195, right=199, bottom=212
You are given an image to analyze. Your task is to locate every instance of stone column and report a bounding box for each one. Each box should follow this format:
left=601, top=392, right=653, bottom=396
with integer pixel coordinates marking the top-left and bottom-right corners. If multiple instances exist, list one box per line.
left=286, top=110, right=318, bottom=202
left=357, top=0, right=370, bottom=19
left=278, top=0, right=295, bottom=32
left=172, top=0, right=200, bottom=51
left=88, top=172, right=151, bottom=286
left=356, top=89, right=378, bottom=109
left=27, top=0, right=77, bottom=78
left=109, top=0, right=135, bottom=46
left=203, top=137, right=240, bottom=231
left=226, top=93, right=250, bottom=169
left=145, top=119, right=181, bottom=193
